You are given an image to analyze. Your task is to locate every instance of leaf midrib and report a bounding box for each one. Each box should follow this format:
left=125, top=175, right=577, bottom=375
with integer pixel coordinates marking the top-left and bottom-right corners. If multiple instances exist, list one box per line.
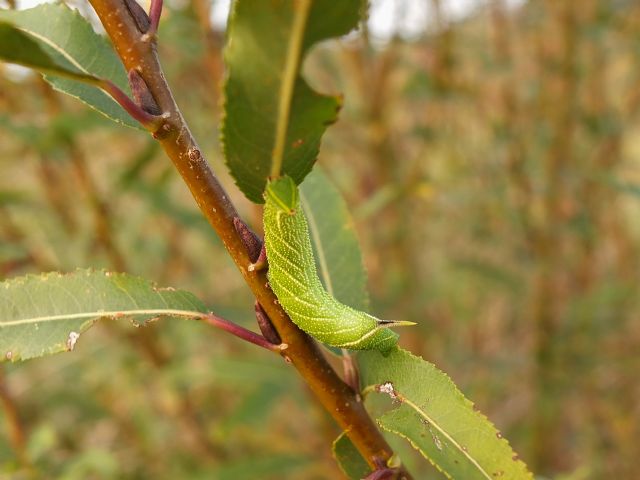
left=5, top=19, right=114, bottom=103
left=398, top=396, right=493, bottom=479
left=1, top=308, right=205, bottom=327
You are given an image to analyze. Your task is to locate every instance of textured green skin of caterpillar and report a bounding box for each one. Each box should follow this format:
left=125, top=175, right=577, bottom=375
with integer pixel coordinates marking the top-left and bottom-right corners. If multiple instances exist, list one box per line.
left=263, top=176, right=399, bottom=351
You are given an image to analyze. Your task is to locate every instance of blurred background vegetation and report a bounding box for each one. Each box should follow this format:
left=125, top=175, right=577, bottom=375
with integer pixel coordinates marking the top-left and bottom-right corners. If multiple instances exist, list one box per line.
left=1, top=0, right=639, bottom=478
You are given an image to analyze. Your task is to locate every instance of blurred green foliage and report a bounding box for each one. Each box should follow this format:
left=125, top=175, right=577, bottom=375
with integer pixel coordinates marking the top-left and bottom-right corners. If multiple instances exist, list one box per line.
left=0, top=0, right=639, bottom=478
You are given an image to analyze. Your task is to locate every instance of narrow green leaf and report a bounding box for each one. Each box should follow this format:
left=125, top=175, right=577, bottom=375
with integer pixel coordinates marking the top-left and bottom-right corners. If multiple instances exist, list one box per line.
left=221, top=0, right=365, bottom=203
left=332, top=432, right=372, bottom=480
left=0, top=270, right=207, bottom=362
left=301, top=169, right=370, bottom=355
left=0, top=22, right=92, bottom=79
left=359, top=347, right=533, bottom=480
left=0, top=4, right=139, bottom=129
left=300, top=169, right=369, bottom=311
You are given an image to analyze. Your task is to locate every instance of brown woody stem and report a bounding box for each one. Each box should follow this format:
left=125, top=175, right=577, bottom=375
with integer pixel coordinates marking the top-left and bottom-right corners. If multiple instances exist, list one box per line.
left=87, top=0, right=411, bottom=476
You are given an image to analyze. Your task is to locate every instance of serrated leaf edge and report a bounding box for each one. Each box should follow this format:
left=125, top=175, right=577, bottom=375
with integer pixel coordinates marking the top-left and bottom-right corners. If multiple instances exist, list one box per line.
left=220, top=1, right=350, bottom=203
left=1, top=269, right=207, bottom=361
left=362, top=348, right=533, bottom=480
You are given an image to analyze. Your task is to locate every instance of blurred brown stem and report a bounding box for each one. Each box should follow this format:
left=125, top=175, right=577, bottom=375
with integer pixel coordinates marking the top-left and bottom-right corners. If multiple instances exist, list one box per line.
left=489, top=0, right=536, bottom=246
left=0, top=367, right=30, bottom=468
left=530, top=1, right=577, bottom=472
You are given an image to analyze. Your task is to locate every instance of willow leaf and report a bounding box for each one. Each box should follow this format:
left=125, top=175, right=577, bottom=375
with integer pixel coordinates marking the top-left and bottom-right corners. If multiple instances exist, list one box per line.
left=0, top=22, right=93, bottom=79
left=221, top=0, right=365, bottom=202
left=0, top=270, right=207, bottom=362
left=332, top=432, right=372, bottom=479
left=0, top=4, right=138, bottom=128
left=301, top=169, right=372, bottom=355
left=300, top=169, right=369, bottom=311
left=359, top=347, right=533, bottom=480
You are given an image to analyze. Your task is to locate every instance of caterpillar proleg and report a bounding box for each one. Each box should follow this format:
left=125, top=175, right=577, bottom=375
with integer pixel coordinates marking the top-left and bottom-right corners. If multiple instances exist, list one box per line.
left=263, top=176, right=414, bottom=351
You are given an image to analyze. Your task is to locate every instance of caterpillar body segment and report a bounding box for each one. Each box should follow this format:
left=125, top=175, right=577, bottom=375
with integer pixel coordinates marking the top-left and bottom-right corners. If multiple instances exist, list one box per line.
left=263, top=176, right=412, bottom=351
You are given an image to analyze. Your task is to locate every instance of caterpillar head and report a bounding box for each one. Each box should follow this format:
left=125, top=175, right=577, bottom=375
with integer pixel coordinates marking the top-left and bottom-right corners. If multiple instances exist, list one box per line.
left=265, top=176, right=299, bottom=214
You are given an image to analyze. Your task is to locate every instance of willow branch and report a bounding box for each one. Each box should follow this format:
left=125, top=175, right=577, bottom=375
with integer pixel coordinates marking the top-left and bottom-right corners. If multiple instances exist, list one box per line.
left=86, top=0, right=411, bottom=476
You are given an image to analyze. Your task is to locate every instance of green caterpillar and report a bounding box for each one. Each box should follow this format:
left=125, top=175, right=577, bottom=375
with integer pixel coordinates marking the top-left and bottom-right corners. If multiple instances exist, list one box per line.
left=263, top=176, right=413, bottom=351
